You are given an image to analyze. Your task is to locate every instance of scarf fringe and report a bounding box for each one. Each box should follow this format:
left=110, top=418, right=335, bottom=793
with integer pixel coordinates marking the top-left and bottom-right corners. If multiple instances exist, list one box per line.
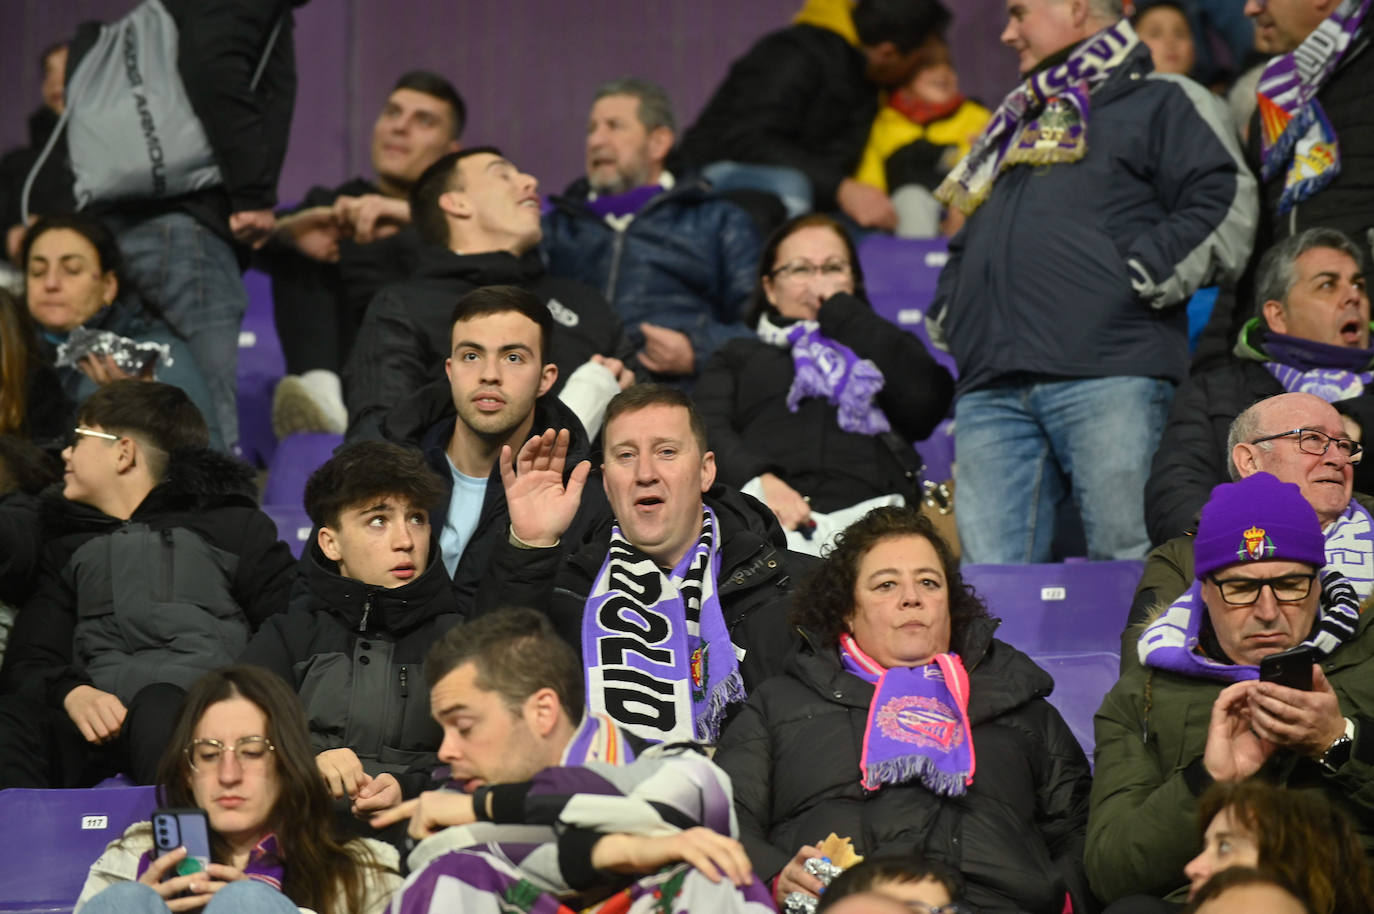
left=698, top=668, right=747, bottom=742
left=863, top=755, right=969, bottom=797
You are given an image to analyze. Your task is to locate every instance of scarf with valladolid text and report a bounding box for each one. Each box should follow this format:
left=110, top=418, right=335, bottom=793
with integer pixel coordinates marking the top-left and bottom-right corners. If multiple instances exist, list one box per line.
left=839, top=633, right=974, bottom=795
left=757, top=312, right=890, bottom=435
left=1262, top=329, right=1374, bottom=400
left=1138, top=571, right=1361, bottom=682
left=934, top=19, right=1139, bottom=215
left=1257, top=0, right=1372, bottom=213
left=583, top=507, right=744, bottom=744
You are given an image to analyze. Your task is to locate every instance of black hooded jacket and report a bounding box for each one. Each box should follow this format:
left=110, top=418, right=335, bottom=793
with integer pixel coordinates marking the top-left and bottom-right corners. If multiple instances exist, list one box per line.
left=239, top=528, right=462, bottom=797
left=0, top=448, right=296, bottom=706
left=343, top=246, right=633, bottom=442
left=714, top=618, right=1094, bottom=913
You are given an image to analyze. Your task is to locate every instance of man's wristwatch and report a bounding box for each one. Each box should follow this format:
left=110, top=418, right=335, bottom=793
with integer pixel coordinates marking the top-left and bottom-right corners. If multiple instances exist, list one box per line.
left=1320, top=717, right=1356, bottom=772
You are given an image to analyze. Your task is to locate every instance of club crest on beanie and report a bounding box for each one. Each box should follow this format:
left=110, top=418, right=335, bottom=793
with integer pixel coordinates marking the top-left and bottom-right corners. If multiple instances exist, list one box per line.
left=1194, top=472, right=1325, bottom=580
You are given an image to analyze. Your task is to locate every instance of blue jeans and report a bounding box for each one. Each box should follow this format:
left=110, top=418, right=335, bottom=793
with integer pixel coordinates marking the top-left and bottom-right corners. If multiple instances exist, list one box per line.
left=81, top=880, right=297, bottom=914
left=700, top=162, right=813, bottom=219
left=105, top=211, right=247, bottom=451
left=954, top=376, right=1174, bottom=563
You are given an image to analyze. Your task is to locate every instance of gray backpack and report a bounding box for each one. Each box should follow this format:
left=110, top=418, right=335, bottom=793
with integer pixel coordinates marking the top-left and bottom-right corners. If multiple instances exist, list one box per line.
left=21, top=0, right=281, bottom=220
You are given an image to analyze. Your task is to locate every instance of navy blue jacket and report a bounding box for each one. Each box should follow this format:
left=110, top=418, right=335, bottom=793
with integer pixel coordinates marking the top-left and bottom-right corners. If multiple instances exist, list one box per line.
left=542, top=176, right=760, bottom=376
left=930, top=42, right=1256, bottom=396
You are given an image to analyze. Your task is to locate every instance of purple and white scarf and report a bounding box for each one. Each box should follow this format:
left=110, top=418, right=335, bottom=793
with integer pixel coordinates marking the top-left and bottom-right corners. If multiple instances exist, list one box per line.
left=391, top=851, right=776, bottom=914
left=757, top=313, right=890, bottom=435
left=1256, top=0, right=1371, bottom=214
left=934, top=19, right=1139, bottom=216
left=583, top=507, right=744, bottom=744
left=839, top=633, right=974, bottom=796
left=560, top=713, right=638, bottom=767
left=1262, top=329, right=1374, bottom=400
left=1138, top=570, right=1361, bottom=682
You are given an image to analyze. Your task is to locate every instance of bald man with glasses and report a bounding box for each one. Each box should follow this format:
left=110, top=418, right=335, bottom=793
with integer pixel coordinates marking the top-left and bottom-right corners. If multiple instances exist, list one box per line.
left=1130, top=392, right=1374, bottom=645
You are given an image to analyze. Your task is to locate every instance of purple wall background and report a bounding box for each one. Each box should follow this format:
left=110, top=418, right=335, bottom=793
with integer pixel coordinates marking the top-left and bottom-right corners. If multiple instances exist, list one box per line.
left=0, top=0, right=1017, bottom=204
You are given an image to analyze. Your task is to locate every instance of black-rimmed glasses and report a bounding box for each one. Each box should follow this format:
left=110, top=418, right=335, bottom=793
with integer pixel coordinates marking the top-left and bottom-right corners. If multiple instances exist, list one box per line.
left=1208, top=572, right=1316, bottom=605
left=1249, top=427, right=1363, bottom=464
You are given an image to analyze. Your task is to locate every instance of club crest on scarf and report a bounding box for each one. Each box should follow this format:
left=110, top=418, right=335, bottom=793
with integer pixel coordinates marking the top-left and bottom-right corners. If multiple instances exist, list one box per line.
left=875, top=695, right=964, bottom=752
left=583, top=507, right=745, bottom=744
left=1240, top=525, right=1276, bottom=562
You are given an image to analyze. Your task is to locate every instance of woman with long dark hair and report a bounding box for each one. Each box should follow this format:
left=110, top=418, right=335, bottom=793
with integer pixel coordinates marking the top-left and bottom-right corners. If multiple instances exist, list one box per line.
left=75, top=666, right=400, bottom=914
left=0, top=287, right=68, bottom=446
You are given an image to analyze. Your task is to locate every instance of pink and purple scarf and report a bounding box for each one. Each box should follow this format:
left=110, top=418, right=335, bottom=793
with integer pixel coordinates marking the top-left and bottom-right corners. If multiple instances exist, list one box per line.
left=839, top=633, right=974, bottom=795
left=1256, top=0, right=1371, bottom=213
left=582, top=507, right=744, bottom=744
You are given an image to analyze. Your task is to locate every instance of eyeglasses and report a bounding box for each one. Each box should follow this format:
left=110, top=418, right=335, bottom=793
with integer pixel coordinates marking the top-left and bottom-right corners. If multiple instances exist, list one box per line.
left=69, top=426, right=120, bottom=448
left=1249, top=427, right=1363, bottom=464
left=186, top=736, right=275, bottom=772
left=1208, top=572, right=1316, bottom=605
left=769, top=259, right=852, bottom=282
left=902, top=903, right=965, bottom=914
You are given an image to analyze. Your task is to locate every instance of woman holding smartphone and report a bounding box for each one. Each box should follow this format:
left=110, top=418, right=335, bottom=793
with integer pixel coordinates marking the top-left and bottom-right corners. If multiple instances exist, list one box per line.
left=75, top=666, right=401, bottom=914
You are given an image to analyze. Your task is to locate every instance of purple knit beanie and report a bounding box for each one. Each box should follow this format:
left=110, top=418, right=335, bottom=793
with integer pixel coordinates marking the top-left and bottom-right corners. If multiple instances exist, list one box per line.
left=1194, top=472, right=1325, bottom=580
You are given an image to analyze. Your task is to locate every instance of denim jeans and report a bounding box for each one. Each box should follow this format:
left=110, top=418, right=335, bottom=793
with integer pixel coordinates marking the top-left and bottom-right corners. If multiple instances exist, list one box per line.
left=105, top=211, right=247, bottom=452
left=954, top=376, right=1174, bottom=563
left=700, top=162, right=813, bottom=219
left=81, top=879, right=297, bottom=914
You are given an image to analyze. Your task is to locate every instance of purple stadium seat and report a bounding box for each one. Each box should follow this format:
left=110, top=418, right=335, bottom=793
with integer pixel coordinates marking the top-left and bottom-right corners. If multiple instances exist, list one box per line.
left=238, top=268, right=287, bottom=468
left=1028, top=650, right=1120, bottom=764
left=262, top=504, right=315, bottom=559
left=0, top=784, right=156, bottom=913
left=962, top=560, right=1143, bottom=655
left=261, top=432, right=342, bottom=509
left=857, top=235, right=957, bottom=377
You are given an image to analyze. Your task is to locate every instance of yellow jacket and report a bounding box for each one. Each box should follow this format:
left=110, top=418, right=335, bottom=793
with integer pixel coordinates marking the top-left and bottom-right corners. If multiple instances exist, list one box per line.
left=854, top=100, right=991, bottom=192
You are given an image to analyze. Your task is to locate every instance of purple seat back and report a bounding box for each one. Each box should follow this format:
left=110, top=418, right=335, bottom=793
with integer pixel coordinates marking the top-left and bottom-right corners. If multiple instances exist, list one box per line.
left=917, top=418, right=955, bottom=484
left=0, top=785, right=156, bottom=913
left=237, top=268, right=287, bottom=468
left=857, top=235, right=957, bottom=377
left=261, top=432, right=343, bottom=509
left=963, top=560, right=1143, bottom=654
left=1027, top=650, right=1119, bottom=765
left=262, top=504, right=316, bottom=559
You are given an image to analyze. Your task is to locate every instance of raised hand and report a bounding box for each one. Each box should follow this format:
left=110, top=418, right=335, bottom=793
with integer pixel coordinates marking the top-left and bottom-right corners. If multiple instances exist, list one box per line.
left=499, top=428, right=591, bottom=547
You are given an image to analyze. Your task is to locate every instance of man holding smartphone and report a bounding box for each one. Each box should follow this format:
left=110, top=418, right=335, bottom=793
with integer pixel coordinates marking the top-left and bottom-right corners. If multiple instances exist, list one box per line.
left=1086, top=471, right=1374, bottom=908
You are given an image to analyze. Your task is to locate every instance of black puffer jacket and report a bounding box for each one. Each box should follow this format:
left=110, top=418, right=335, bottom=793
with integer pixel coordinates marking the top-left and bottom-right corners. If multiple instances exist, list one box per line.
left=0, top=449, right=296, bottom=706
left=715, top=619, right=1093, bottom=914
left=695, top=293, right=954, bottom=512
left=1250, top=20, right=1374, bottom=249
left=240, top=531, right=462, bottom=797
left=378, top=381, right=610, bottom=614
left=541, top=176, right=759, bottom=374
left=678, top=24, right=877, bottom=211
left=480, top=484, right=811, bottom=705
left=343, top=246, right=632, bottom=441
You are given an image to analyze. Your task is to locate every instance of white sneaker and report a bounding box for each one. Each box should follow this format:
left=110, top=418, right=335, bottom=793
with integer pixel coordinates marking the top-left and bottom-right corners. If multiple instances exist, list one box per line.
left=272, top=369, right=347, bottom=438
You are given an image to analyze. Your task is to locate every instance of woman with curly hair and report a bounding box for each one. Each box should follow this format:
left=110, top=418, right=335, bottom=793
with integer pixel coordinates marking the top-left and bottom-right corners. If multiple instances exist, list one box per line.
left=1182, top=781, right=1374, bottom=914
left=75, top=666, right=401, bottom=914
left=714, top=506, right=1092, bottom=914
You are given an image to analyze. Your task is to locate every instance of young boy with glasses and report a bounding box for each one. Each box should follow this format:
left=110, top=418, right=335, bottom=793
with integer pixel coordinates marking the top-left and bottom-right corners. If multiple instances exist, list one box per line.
left=0, top=380, right=296, bottom=788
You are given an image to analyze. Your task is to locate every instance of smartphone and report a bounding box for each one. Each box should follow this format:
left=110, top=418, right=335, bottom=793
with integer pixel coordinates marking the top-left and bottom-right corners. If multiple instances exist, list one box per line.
left=1259, top=644, right=1316, bottom=691
left=151, top=807, right=212, bottom=879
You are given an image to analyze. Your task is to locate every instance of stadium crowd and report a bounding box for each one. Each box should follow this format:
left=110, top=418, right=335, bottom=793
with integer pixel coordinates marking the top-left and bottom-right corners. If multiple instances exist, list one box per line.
left=0, top=0, right=1372, bottom=911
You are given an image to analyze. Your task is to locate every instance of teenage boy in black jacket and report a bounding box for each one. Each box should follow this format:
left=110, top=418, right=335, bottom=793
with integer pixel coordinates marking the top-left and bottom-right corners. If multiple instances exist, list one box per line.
left=241, top=440, right=463, bottom=814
